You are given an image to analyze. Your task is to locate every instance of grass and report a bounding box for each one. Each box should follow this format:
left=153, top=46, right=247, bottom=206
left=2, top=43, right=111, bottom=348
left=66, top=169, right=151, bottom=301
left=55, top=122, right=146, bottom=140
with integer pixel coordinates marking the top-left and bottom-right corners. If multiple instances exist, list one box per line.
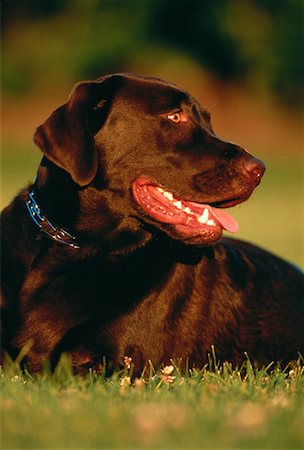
left=1, top=355, right=304, bottom=449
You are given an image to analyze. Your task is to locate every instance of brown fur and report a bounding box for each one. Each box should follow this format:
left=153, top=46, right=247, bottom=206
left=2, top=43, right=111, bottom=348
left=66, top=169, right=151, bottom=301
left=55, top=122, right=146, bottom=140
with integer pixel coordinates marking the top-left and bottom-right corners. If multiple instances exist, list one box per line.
left=1, top=73, right=303, bottom=374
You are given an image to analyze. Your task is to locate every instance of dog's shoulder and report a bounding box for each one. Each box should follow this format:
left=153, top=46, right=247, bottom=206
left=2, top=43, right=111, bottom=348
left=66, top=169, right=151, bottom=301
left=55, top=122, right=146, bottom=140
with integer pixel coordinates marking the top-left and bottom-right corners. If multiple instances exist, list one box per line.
left=222, top=237, right=302, bottom=273
left=218, top=237, right=303, bottom=300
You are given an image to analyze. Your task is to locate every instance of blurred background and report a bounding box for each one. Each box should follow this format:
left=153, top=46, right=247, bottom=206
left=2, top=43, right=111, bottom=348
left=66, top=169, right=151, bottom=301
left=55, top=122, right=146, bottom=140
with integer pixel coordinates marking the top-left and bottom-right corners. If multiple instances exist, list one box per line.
left=2, top=0, right=303, bottom=268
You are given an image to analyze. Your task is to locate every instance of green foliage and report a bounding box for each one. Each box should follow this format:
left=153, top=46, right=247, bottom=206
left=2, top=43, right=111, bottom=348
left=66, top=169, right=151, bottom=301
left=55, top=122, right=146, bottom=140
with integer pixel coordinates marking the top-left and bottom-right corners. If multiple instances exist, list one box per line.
left=2, top=0, right=304, bottom=105
left=1, top=354, right=304, bottom=449
left=150, top=0, right=248, bottom=79
left=151, top=0, right=304, bottom=105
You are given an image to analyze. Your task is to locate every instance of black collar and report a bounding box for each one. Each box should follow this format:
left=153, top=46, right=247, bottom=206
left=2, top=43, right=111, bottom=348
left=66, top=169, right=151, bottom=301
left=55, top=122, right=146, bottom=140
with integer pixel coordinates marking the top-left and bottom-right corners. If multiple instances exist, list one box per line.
left=26, top=190, right=80, bottom=249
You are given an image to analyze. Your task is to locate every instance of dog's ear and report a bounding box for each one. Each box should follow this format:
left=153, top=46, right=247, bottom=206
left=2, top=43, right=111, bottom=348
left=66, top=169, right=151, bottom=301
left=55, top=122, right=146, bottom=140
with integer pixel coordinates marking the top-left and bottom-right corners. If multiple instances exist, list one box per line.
left=33, top=75, right=123, bottom=186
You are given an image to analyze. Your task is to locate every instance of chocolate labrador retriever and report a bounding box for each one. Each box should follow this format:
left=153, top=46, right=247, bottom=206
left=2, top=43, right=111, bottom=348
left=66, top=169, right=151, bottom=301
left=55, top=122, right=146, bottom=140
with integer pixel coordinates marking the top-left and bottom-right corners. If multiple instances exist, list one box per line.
left=1, top=73, right=303, bottom=374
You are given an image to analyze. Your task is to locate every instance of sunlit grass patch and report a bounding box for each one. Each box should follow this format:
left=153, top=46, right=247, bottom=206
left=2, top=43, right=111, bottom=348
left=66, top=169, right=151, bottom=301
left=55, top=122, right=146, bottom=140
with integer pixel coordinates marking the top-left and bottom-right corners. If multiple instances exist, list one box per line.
left=1, top=354, right=303, bottom=449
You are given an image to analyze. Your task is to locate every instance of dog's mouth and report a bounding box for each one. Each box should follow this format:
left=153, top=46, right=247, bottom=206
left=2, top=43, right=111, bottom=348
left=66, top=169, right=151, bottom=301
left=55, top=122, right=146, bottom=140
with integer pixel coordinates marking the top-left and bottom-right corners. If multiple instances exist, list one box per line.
left=132, top=177, right=239, bottom=241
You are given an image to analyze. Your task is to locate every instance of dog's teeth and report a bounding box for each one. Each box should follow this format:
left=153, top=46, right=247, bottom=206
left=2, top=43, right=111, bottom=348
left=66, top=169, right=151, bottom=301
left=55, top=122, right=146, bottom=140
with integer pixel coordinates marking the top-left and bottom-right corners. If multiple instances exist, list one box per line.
left=207, top=219, right=216, bottom=226
left=183, top=207, right=192, bottom=214
left=156, top=187, right=165, bottom=193
left=163, top=191, right=174, bottom=201
left=173, top=201, right=183, bottom=210
left=197, top=208, right=209, bottom=224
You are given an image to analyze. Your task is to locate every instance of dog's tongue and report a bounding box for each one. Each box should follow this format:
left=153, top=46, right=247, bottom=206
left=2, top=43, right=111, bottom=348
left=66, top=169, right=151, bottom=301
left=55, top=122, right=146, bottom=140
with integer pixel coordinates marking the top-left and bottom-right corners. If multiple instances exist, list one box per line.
left=208, top=207, right=238, bottom=232
left=185, top=200, right=239, bottom=233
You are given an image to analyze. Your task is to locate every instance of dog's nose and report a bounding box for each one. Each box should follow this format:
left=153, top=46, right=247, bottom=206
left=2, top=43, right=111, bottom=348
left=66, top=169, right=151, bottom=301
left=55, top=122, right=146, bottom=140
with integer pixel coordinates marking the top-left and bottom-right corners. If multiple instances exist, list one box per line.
left=242, top=157, right=266, bottom=179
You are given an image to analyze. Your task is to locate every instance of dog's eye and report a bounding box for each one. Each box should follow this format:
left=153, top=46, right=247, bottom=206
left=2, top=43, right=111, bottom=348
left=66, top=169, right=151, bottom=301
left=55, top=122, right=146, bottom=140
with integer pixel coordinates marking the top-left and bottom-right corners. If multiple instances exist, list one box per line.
left=167, top=112, right=182, bottom=123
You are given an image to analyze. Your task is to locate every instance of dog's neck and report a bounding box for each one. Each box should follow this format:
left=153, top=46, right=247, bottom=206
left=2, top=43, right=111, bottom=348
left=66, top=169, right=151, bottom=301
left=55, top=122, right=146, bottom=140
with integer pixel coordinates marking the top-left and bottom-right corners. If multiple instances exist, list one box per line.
left=27, top=159, right=214, bottom=262
left=26, top=181, right=213, bottom=263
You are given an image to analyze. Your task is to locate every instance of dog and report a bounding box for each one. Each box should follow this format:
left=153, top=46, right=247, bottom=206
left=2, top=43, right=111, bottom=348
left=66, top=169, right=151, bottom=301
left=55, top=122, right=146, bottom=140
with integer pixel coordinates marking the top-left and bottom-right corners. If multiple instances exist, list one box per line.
left=1, top=73, right=303, bottom=374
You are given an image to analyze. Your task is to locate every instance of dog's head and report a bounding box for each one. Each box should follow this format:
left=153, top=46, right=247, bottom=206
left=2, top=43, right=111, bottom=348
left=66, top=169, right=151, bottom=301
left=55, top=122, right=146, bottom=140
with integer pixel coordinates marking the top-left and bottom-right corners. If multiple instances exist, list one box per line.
left=34, top=73, right=265, bottom=251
